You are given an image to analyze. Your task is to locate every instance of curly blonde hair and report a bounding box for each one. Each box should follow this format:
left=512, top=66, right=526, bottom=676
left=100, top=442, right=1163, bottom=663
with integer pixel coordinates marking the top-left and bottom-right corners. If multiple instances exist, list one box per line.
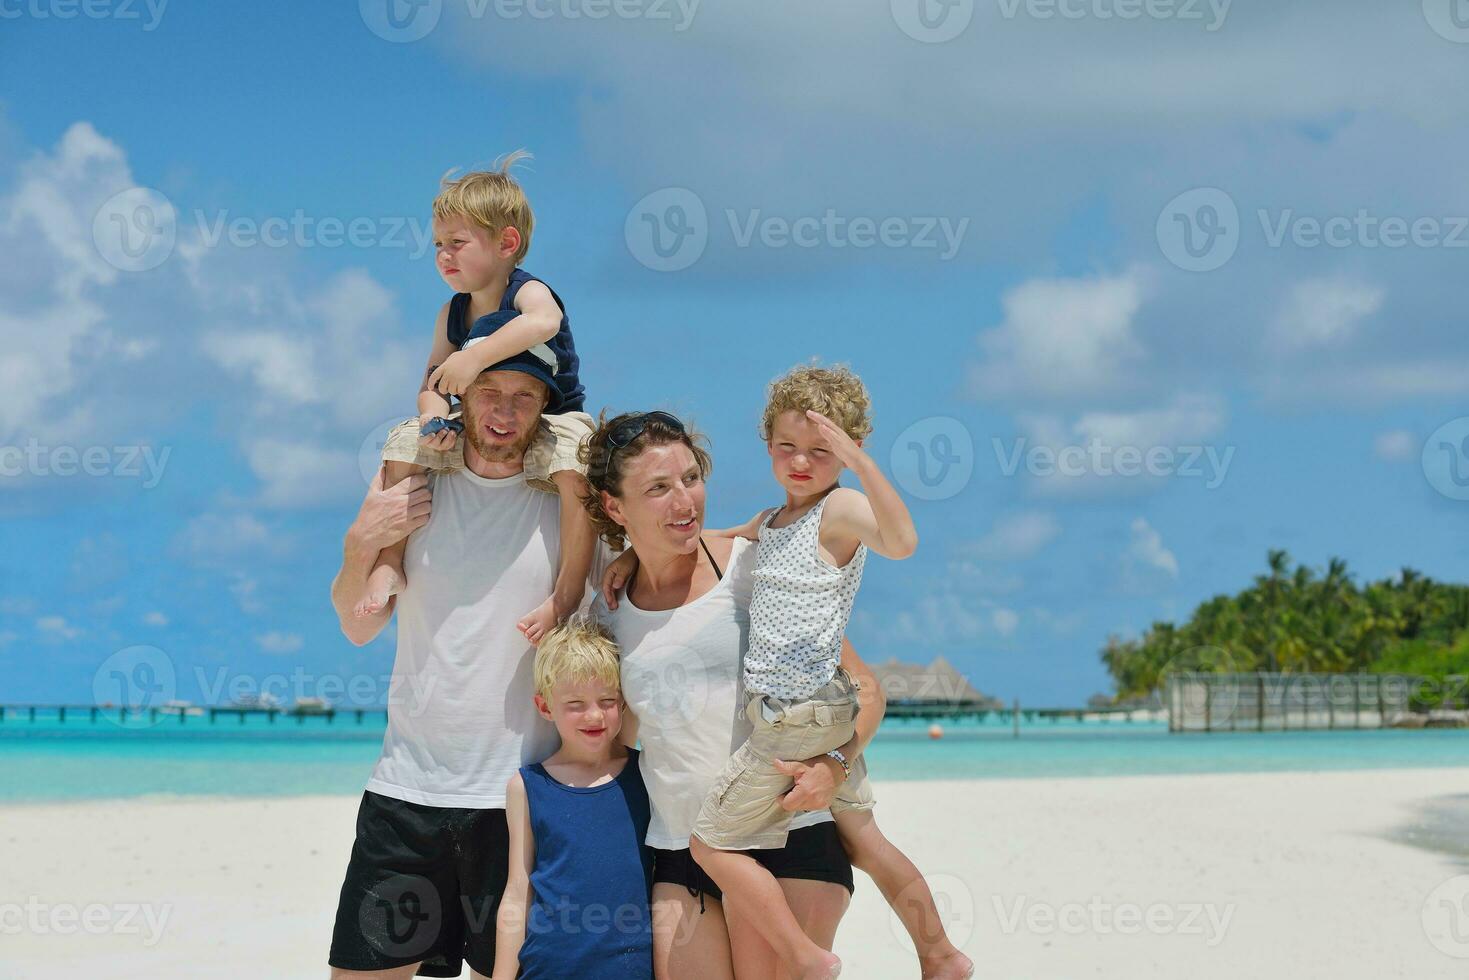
left=759, top=362, right=873, bottom=443
left=578, top=410, right=713, bottom=551
left=432, top=150, right=534, bottom=264
left=534, top=614, right=621, bottom=699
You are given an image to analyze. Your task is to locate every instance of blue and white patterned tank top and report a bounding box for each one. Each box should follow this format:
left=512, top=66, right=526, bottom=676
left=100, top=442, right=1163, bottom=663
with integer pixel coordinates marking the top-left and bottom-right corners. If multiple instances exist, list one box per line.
left=744, top=494, right=867, bottom=700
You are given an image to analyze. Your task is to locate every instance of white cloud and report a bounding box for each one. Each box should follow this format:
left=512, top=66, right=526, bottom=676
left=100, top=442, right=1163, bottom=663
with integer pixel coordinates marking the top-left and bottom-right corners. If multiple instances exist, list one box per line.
left=36, top=615, right=82, bottom=641
left=242, top=440, right=362, bottom=510
left=1127, top=517, right=1179, bottom=579
left=172, top=509, right=294, bottom=566
left=230, top=576, right=265, bottom=615
left=1010, top=394, right=1230, bottom=496
left=256, top=631, right=304, bottom=655
left=1270, top=277, right=1384, bottom=352
left=0, top=122, right=418, bottom=508
left=991, top=608, right=1020, bottom=636
left=968, top=269, right=1149, bottom=402
left=965, top=511, right=1059, bottom=561
left=854, top=590, right=1017, bottom=648
left=143, top=611, right=169, bottom=627
left=1373, top=429, right=1418, bottom=463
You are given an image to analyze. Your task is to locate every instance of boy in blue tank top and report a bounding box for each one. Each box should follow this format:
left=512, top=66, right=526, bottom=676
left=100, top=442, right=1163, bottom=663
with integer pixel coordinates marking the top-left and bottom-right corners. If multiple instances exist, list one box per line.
left=355, top=151, right=597, bottom=647
left=491, top=616, right=654, bottom=980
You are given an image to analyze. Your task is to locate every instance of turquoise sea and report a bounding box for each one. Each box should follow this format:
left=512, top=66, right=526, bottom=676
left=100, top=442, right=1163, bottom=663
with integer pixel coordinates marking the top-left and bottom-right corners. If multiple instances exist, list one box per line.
left=2, top=713, right=1466, bottom=803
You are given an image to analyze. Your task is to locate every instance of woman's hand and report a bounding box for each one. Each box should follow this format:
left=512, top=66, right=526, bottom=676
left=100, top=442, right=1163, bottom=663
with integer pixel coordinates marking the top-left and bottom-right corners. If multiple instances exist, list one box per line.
left=601, top=548, right=639, bottom=609
left=774, top=755, right=845, bottom=813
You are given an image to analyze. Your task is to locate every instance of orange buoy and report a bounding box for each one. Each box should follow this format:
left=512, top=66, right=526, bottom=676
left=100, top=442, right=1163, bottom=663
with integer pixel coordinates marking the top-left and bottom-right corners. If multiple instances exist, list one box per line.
left=928, top=723, right=944, bottom=740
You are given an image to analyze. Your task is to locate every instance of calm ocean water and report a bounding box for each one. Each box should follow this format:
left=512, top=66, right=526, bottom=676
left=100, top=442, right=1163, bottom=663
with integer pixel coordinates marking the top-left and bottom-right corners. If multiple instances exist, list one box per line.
left=2, top=713, right=1466, bottom=803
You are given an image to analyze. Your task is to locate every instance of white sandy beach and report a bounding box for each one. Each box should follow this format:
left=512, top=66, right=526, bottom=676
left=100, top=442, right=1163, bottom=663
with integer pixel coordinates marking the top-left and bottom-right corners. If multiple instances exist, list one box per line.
left=3, top=768, right=1466, bottom=979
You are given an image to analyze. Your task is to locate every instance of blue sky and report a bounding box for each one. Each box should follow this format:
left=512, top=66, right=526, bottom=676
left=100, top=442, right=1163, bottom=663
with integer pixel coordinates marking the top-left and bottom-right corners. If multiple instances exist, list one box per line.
left=2, top=0, right=1468, bottom=706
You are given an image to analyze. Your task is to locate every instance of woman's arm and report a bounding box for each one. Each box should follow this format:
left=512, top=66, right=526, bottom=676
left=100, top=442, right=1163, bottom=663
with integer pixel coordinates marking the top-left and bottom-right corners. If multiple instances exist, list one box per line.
left=490, top=773, right=535, bottom=980
left=706, top=508, right=772, bottom=541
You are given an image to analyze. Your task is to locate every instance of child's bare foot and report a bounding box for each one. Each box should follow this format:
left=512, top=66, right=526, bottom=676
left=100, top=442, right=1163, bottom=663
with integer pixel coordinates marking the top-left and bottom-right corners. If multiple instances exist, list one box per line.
left=354, top=566, right=401, bottom=618
left=796, top=951, right=842, bottom=979
left=922, top=951, right=974, bottom=979
left=516, top=596, right=557, bottom=646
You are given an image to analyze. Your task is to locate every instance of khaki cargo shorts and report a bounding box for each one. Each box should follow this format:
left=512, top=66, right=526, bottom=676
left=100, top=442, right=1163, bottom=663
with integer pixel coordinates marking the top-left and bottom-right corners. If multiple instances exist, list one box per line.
left=692, top=667, right=876, bottom=851
left=380, top=410, right=594, bottom=494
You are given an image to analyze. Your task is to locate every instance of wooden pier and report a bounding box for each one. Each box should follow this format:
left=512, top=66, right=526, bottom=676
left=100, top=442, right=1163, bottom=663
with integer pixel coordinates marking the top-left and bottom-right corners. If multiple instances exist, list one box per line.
left=0, top=704, right=391, bottom=726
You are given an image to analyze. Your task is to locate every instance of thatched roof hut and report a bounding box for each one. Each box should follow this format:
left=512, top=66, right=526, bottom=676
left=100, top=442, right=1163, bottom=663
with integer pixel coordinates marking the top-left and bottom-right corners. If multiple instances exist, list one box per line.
left=869, top=656, right=1003, bottom=709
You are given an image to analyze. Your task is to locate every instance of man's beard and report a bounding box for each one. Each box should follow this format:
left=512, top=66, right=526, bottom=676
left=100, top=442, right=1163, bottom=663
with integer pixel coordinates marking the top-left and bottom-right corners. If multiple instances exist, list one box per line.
left=461, top=404, right=538, bottom=464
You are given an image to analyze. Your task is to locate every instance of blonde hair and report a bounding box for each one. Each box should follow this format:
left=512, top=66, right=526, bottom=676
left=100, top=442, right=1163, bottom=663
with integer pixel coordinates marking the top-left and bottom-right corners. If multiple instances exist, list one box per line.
left=432, top=150, right=535, bottom=264
left=760, top=362, right=873, bottom=443
left=533, top=614, right=622, bottom=699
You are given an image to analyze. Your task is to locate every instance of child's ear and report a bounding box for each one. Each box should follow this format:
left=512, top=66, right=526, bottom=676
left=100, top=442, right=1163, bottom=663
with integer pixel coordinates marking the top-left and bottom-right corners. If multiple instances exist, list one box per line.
left=533, top=693, right=553, bottom=721
left=499, top=225, right=521, bottom=259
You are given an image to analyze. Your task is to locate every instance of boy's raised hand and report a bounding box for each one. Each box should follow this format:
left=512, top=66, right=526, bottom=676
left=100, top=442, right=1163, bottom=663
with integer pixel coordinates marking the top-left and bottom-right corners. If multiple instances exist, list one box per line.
left=806, top=409, right=868, bottom=469
left=427, top=349, right=483, bottom=397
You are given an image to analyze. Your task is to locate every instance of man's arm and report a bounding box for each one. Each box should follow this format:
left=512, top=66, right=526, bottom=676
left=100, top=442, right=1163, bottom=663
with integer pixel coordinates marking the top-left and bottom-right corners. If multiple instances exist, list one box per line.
left=330, top=468, right=433, bottom=646
left=777, top=636, right=887, bottom=812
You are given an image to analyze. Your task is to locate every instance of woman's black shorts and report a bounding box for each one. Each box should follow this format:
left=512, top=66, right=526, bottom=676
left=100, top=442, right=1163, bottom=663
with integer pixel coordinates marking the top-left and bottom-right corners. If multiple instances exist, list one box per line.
left=652, top=820, right=854, bottom=910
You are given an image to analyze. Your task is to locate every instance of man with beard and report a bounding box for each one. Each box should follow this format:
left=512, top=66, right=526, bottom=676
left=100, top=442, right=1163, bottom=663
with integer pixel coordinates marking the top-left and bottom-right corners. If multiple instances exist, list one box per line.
left=326, top=360, right=604, bottom=979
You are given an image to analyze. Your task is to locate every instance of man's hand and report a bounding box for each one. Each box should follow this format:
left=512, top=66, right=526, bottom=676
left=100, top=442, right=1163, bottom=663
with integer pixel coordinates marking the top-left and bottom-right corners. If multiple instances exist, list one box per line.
left=775, top=755, right=846, bottom=813
left=416, top=414, right=459, bottom=453
left=426, top=349, right=483, bottom=398
left=352, top=466, right=433, bottom=551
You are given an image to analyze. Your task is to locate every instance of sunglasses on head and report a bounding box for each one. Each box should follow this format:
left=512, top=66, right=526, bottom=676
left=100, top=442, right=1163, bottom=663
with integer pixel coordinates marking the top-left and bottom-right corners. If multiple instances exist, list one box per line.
left=607, top=411, right=685, bottom=453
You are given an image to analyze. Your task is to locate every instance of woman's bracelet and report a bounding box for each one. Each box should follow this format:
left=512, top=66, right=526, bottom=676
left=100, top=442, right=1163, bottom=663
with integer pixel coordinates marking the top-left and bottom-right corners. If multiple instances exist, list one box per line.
left=824, top=749, right=851, bottom=782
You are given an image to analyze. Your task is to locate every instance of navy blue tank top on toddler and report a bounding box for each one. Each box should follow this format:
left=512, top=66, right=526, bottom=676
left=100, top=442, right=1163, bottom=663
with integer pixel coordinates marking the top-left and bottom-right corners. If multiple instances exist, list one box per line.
left=446, top=268, right=584, bottom=413
left=517, top=748, right=654, bottom=979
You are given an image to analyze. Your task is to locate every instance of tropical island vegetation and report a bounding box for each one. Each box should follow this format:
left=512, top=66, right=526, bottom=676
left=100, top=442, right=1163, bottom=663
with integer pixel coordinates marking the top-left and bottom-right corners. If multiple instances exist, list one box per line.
left=1100, top=550, right=1469, bottom=702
